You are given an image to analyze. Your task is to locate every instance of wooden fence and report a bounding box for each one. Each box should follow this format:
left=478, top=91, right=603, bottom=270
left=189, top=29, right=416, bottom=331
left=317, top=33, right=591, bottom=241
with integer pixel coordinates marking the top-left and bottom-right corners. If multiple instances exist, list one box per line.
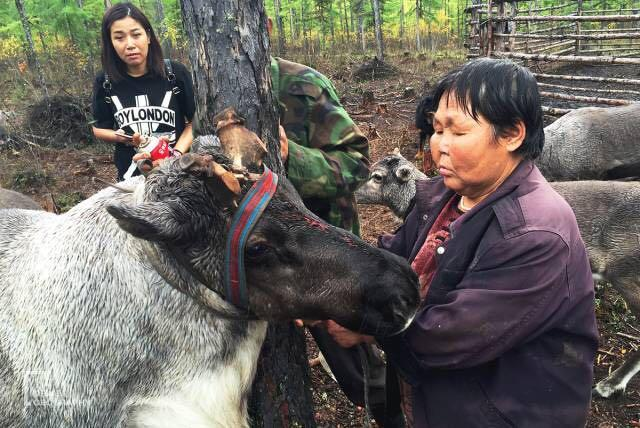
left=465, top=0, right=640, bottom=116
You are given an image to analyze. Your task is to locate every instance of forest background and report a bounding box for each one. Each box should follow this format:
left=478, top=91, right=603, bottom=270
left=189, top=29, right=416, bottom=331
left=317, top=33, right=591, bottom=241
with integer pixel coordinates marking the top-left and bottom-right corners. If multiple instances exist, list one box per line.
left=0, top=1, right=639, bottom=426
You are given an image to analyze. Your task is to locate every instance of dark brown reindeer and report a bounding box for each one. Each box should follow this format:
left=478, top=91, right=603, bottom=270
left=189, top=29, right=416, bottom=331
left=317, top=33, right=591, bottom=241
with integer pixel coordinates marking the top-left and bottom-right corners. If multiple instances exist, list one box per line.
left=0, top=110, right=419, bottom=427
left=357, top=153, right=640, bottom=399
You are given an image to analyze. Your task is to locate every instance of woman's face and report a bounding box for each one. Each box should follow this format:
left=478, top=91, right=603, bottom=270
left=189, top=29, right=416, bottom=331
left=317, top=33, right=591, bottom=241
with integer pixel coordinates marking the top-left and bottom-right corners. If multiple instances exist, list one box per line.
left=110, top=16, right=150, bottom=73
left=430, top=92, right=523, bottom=201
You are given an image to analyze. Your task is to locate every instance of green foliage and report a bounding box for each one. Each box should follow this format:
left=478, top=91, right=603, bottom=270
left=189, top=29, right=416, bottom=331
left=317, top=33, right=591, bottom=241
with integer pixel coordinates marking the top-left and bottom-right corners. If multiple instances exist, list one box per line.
left=0, top=0, right=186, bottom=61
left=55, top=191, right=84, bottom=212
left=10, top=168, right=53, bottom=191
left=2, top=0, right=637, bottom=62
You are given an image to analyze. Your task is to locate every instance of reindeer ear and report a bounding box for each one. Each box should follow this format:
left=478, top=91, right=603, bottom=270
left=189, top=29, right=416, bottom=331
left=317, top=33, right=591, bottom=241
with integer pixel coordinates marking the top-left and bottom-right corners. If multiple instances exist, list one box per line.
left=106, top=201, right=185, bottom=242
left=396, top=166, right=413, bottom=182
left=178, top=153, right=241, bottom=206
left=137, top=158, right=155, bottom=176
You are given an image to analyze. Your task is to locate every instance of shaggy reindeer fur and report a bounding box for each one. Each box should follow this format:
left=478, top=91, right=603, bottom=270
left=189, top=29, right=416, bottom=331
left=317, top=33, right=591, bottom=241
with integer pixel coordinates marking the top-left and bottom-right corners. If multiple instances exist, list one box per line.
left=0, top=146, right=418, bottom=427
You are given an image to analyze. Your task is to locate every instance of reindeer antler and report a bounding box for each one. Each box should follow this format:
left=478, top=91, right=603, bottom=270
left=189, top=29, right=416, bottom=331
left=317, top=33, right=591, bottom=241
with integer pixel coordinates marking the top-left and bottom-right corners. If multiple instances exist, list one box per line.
left=213, top=107, right=268, bottom=170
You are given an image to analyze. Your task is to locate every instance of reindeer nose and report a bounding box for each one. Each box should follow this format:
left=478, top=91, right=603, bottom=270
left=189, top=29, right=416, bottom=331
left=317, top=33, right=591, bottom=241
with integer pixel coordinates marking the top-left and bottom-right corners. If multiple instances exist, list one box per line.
left=365, top=250, right=419, bottom=334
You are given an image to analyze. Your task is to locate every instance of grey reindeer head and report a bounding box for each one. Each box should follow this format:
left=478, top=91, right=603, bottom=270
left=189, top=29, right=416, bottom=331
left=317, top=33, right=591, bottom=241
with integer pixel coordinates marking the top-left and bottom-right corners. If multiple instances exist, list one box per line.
left=106, top=110, right=419, bottom=337
left=356, top=150, right=426, bottom=219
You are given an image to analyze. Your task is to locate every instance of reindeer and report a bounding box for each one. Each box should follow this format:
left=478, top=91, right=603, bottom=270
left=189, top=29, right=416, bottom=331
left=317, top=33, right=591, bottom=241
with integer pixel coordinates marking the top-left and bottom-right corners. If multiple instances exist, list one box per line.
left=357, top=153, right=640, bottom=399
left=0, top=110, right=419, bottom=427
left=0, top=188, right=41, bottom=210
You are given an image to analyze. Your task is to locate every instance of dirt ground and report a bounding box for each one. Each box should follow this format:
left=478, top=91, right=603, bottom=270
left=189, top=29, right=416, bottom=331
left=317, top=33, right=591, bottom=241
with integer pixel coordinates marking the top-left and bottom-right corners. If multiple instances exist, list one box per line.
left=1, top=53, right=639, bottom=427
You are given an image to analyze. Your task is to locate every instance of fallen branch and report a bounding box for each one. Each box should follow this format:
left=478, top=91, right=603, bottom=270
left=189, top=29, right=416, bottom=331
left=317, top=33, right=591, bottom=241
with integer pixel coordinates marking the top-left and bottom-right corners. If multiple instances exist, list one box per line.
left=617, top=332, right=640, bottom=342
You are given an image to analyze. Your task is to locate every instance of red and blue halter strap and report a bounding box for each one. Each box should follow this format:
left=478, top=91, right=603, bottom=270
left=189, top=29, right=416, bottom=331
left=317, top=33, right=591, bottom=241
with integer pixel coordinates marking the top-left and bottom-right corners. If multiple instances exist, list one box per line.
left=224, top=166, right=278, bottom=309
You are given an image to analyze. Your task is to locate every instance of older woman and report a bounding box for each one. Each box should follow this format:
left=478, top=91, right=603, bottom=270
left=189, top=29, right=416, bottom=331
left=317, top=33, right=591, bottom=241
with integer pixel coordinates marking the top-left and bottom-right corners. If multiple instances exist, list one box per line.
left=328, top=58, right=598, bottom=427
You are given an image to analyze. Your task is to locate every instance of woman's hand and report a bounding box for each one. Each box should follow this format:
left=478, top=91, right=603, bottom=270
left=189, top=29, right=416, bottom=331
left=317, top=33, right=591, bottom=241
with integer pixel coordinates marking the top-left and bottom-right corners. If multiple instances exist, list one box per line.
left=114, top=129, right=137, bottom=145
left=325, top=320, right=375, bottom=348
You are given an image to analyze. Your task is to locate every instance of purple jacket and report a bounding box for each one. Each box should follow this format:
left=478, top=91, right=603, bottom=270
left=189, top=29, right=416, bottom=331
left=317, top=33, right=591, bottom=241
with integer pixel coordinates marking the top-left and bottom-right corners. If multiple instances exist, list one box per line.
left=378, top=160, right=598, bottom=428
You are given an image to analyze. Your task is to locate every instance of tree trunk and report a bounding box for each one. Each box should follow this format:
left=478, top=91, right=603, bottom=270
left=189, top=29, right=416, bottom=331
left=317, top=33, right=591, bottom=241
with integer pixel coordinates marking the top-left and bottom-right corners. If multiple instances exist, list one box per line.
left=274, top=0, right=286, bottom=55
left=416, top=0, right=422, bottom=51
left=15, top=0, right=48, bottom=99
left=75, top=0, right=95, bottom=77
left=318, top=5, right=326, bottom=50
left=328, top=3, right=336, bottom=49
left=155, top=0, right=173, bottom=57
left=427, top=0, right=432, bottom=51
left=37, top=30, right=47, bottom=55
left=104, top=0, right=112, bottom=9
left=343, top=0, right=350, bottom=43
left=371, top=0, right=384, bottom=60
left=328, top=3, right=335, bottom=47
left=289, top=5, right=296, bottom=42
left=400, top=0, right=405, bottom=49
left=357, top=0, right=366, bottom=52
left=178, top=2, right=315, bottom=426
left=350, top=0, right=356, bottom=39
left=302, top=0, right=309, bottom=55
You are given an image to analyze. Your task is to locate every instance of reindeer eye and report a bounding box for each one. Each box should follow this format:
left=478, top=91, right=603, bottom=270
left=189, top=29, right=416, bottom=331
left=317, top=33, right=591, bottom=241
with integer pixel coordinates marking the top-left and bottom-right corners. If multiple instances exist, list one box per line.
left=372, top=173, right=383, bottom=183
left=246, top=242, right=270, bottom=259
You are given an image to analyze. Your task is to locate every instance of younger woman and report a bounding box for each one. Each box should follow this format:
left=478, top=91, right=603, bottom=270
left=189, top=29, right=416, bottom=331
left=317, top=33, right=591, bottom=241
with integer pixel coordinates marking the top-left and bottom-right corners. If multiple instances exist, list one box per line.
left=92, top=3, right=195, bottom=181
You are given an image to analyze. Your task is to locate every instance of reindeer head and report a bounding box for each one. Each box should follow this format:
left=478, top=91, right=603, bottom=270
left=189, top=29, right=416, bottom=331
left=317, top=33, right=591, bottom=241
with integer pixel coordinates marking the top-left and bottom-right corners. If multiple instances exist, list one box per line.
left=356, top=151, right=426, bottom=219
left=106, top=109, right=419, bottom=337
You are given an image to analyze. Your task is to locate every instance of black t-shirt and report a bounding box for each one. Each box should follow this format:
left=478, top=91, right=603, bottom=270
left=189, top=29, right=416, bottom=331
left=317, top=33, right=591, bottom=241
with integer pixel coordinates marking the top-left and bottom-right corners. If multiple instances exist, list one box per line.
left=91, top=61, right=195, bottom=179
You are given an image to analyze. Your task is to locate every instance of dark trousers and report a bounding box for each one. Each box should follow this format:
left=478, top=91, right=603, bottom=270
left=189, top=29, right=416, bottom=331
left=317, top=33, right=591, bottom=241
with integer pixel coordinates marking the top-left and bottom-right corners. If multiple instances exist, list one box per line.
left=310, top=326, right=405, bottom=427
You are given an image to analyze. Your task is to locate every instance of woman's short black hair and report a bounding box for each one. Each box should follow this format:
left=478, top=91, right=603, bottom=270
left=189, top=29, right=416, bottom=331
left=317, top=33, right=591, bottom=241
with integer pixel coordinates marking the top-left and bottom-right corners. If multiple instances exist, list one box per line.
left=100, top=2, right=164, bottom=82
left=431, top=58, right=544, bottom=160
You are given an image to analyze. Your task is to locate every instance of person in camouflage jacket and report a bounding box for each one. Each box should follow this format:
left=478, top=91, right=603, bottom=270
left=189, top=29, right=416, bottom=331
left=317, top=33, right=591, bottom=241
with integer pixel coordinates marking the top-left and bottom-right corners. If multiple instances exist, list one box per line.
left=271, top=56, right=369, bottom=235
left=271, top=56, right=404, bottom=427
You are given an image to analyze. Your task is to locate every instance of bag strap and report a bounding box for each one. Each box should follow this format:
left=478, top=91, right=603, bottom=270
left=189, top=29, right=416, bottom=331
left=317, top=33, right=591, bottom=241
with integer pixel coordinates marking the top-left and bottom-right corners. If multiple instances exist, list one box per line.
left=103, top=60, right=180, bottom=107
left=164, top=59, right=180, bottom=95
left=103, top=72, right=113, bottom=104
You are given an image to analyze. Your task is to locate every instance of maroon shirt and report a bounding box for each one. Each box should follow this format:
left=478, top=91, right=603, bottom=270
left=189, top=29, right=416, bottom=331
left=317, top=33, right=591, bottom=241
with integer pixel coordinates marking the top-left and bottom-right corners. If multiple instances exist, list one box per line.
left=411, top=196, right=462, bottom=300
left=379, top=160, right=598, bottom=428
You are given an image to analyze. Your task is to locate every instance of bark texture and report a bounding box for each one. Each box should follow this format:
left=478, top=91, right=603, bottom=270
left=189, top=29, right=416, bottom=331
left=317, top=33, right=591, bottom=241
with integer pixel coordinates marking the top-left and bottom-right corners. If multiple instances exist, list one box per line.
left=15, top=0, right=48, bottom=99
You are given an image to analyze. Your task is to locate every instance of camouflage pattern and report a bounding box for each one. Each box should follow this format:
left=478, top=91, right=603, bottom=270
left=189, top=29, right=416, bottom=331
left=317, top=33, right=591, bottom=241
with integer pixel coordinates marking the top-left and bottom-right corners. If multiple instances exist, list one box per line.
left=271, top=57, right=370, bottom=235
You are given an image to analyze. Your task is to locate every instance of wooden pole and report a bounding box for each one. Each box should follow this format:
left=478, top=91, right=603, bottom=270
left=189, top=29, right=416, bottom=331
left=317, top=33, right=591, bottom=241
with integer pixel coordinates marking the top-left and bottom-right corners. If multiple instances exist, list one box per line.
left=494, top=51, right=640, bottom=65
left=537, top=81, right=640, bottom=96
left=542, top=105, right=573, bottom=115
left=509, top=1, right=517, bottom=51
left=576, top=0, right=583, bottom=54
left=494, top=14, right=640, bottom=22
left=533, top=72, right=640, bottom=86
left=539, top=90, right=635, bottom=105
left=528, top=23, right=577, bottom=33
left=487, top=0, right=494, bottom=56
left=581, top=26, right=640, bottom=32
left=525, top=1, right=531, bottom=52
left=497, top=2, right=505, bottom=52
left=530, top=40, right=575, bottom=53
left=493, top=31, right=640, bottom=39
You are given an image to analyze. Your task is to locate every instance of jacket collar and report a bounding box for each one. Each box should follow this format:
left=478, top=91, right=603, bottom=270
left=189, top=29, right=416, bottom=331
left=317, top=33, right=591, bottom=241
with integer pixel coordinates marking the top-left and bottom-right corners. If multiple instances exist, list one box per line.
left=410, top=160, right=535, bottom=259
